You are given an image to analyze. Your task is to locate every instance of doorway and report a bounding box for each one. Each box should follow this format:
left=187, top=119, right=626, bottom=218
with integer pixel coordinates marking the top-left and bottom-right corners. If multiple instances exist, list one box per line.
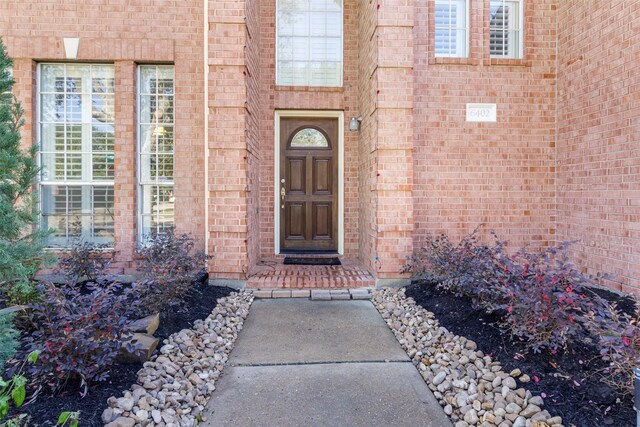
left=275, top=111, right=344, bottom=254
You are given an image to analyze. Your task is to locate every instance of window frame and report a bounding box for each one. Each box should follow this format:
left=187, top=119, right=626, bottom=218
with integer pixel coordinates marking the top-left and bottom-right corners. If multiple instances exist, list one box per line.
left=434, top=0, right=470, bottom=58
left=37, top=63, right=116, bottom=247
left=136, top=64, right=176, bottom=244
left=275, top=0, right=344, bottom=87
left=489, top=0, right=524, bottom=59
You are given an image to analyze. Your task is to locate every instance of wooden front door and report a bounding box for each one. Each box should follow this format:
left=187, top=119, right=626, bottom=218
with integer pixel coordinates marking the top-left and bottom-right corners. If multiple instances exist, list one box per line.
left=280, top=117, right=339, bottom=252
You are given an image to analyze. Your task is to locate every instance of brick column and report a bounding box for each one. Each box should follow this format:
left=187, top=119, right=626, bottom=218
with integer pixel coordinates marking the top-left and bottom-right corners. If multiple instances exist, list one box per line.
left=207, top=0, right=250, bottom=279
left=112, top=61, right=137, bottom=274
left=358, top=0, right=414, bottom=282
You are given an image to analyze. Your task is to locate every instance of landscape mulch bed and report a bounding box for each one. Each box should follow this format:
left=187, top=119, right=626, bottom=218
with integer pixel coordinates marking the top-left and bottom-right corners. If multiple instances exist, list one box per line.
left=14, top=283, right=233, bottom=427
left=406, top=282, right=636, bottom=427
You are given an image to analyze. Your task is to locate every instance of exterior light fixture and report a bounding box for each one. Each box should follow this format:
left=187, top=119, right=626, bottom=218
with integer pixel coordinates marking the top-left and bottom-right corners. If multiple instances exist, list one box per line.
left=349, top=116, right=362, bottom=132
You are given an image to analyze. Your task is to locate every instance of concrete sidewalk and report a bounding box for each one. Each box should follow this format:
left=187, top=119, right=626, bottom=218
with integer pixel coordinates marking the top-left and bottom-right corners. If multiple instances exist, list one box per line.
left=202, top=299, right=452, bottom=427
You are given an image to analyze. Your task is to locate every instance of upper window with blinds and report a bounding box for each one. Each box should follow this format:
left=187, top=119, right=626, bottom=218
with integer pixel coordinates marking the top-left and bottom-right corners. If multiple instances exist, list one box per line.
left=276, top=0, right=343, bottom=87
left=490, top=0, right=523, bottom=59
left=434, top=0, right=468, bottom=58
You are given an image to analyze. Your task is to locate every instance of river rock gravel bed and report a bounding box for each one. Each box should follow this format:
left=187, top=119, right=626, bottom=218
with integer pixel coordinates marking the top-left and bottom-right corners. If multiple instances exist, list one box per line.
left=102, top=291, right=254, bottom=427
left=372, top=288, right=563, bottom=427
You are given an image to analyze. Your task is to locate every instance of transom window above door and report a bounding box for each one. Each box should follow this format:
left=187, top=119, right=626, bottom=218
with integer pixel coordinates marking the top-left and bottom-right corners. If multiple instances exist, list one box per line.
left=276, top=0, right=343, bottom=87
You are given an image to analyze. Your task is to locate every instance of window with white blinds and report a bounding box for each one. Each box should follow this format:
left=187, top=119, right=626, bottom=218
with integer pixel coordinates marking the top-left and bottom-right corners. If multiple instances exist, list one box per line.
left=434, top=0, right=468, bottom=58
left=490, top=0, right=523, bottom=58
left=276, top=0, right=343, bottom=87
left=138, top=65, right=175, bottom=242
left=39, top=64, right=115, bottom=246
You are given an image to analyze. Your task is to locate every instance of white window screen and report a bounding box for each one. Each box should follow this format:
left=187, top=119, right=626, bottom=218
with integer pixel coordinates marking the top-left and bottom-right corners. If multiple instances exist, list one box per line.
left=39, top=64, right=115, bottom=246
left=138, top=65, right=175, bottom=242
left=435, top=0, right=468, bottom=57
left=276, top=0, right=343, bottom=87
left=490, top=0, right=523, bottom=58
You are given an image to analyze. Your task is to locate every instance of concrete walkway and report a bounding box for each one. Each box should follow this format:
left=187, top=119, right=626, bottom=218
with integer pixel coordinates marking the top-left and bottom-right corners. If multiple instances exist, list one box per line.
left=202, top=299, right=452, bottom=427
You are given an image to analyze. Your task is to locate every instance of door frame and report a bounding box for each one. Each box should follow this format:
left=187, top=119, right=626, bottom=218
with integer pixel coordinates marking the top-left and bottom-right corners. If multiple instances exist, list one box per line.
left=274, top=110, right=344, bottom=255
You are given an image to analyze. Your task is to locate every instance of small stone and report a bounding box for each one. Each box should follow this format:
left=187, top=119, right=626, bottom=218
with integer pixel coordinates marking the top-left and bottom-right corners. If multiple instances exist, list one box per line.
left=495, top=408, right=506, bottom=417
left=484, top=413, right=496, bottom=424
left=509, top=368, right=522, bottom=377
left=138, top=397, right=151, bottom=411
left=455, top=422, right=469, bottom=427
left=519, top=374, right=531, bottom=383
left=492, top=376, right=502, bottom=388
left=189, top=373, right=204, bottom=385
left=433, top=371, right=447, bottom=386
left=116, top=397, right=134, bottom=412
left=503, top=377, right=517, bottom=389
left=452, top=380, right=468, bottom=389
left=546, top=416, right=562, bottom=425
left=464, top=409, right=479, bottom=424
left=102, top=408, right=115, bottom=424
left=105, top=417, right=135, bottom=427
left=520, top=404, right=541, bottom=417
left=513, top=416, right=527, bottom=427
left=135, top=410, right=149, bottom=421
left=472, top=400, right=481, bottom=411
left=444, top=404, right=453, bottom=415
left=505, top=402, right=521, bottom=414
left=528, top=395, right=544, bottom=406
left=152, top=410, right=162, bottom=424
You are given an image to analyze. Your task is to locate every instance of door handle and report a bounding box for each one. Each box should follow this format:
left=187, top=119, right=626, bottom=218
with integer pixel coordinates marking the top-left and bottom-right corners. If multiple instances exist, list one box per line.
left=280, top=186, right=286, bottom=201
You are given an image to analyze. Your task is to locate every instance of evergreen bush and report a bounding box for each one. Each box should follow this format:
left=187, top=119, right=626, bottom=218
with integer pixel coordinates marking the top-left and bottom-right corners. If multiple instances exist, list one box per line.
left=0, top=37, right=51, bottom=303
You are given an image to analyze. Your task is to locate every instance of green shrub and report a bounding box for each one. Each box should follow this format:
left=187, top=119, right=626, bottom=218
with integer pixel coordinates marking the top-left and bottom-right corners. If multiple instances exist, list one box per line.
left=0, top=312, right=19, bottom=371
left=0, top=37, right=52, bottom=303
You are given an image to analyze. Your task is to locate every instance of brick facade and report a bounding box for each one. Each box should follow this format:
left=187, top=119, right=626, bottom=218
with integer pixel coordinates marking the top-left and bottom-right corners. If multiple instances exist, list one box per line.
left=557, top=2, right=640, bottom=292
left=1, top=1, right=639, bottom=292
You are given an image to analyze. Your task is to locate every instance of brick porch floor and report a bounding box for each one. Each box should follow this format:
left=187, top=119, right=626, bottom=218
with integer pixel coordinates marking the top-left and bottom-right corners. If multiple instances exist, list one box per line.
left=246, top=258, right=375, bottom=289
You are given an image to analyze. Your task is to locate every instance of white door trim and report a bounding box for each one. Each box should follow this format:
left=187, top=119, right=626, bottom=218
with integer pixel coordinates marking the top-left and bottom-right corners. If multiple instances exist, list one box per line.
left=274, top=110, right=344, bottom=255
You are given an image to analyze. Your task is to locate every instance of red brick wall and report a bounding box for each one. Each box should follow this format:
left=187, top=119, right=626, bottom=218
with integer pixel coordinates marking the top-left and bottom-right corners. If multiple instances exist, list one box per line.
left=413, top=0, right=557, bottom=252
left=556, top=2, right=640, bottom=293
left=0, top=0, right=205, bottom=275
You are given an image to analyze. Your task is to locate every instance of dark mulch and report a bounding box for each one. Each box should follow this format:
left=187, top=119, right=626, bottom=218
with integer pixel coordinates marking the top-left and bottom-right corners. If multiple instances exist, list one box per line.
left=13, top=283, right=233, bottom=427
left=405, top=282, right=636, bottom=427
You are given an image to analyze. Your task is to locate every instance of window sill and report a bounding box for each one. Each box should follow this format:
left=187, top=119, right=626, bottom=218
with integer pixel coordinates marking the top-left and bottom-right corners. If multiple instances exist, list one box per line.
left=488, top=58, right=531, bottom=67
left=43, top=246, right=115, bottom=253
left=429, top=57, right=479, bottom=66
left=275, top=85, right=344, bottom=93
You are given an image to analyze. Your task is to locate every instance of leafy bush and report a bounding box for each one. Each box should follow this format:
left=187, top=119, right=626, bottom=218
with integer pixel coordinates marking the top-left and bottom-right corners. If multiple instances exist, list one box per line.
left=0, top=38, right=53, bottom=304
left=497, top=243, right=610, bottom=353
left=1, top=351, right=80, bottom=426
left=55, top=240, right=112, bottom=285
left=24, top=282, right=138, bottom=394
left=0, top=312, right=19, bottom=371
left=404, top=228, right=510, bottom=311
left=589, top=301, right=640, bottom=396
left=135, top=231, right=208, bottom=315
left=406, top=230, right=611, bottom=353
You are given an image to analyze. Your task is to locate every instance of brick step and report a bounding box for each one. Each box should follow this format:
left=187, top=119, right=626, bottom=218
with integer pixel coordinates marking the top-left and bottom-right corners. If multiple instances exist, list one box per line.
left=246, top=258, right=376, bottom=289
